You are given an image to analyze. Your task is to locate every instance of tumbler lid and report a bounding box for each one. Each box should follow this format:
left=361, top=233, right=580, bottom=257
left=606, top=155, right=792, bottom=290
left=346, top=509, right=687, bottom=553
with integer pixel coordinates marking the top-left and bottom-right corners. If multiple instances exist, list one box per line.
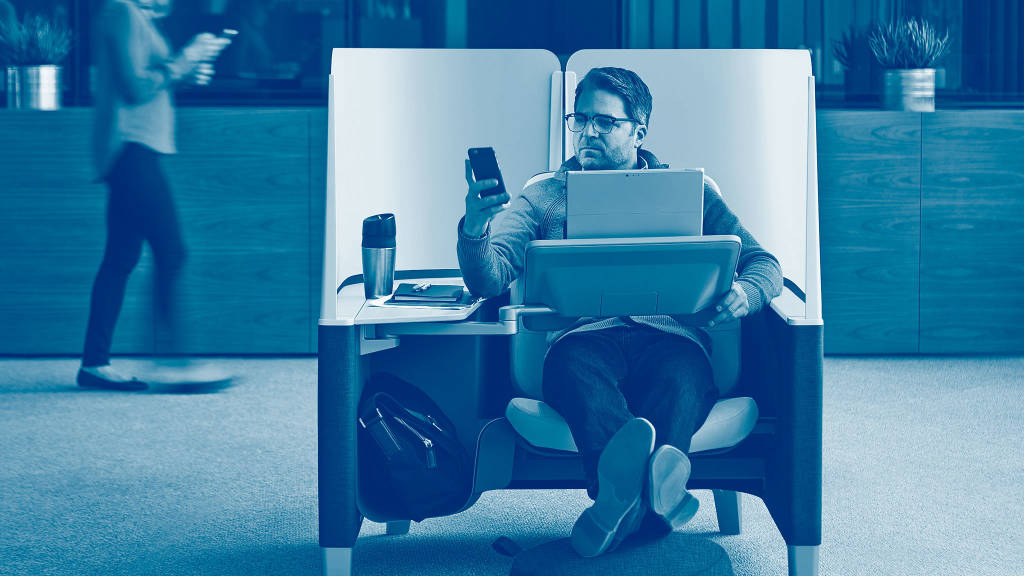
left=362, top=213, right=396, bottom=248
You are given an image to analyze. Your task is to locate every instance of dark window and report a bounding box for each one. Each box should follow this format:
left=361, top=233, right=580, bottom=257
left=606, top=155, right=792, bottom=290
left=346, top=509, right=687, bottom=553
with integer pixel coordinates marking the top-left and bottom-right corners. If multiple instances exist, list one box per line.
left=3, top=1, right=1023, bottom=107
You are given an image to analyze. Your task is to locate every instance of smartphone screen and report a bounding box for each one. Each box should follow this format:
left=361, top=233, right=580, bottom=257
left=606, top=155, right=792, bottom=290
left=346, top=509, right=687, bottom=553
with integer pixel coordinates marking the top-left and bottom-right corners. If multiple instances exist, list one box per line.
left=468, top=147, right=507, bottom=197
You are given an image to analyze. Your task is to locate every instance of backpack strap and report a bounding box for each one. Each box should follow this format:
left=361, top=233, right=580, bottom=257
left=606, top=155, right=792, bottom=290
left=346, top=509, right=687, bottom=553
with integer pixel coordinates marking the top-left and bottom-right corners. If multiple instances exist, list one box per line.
left=359, top=399, right=402, bottom=459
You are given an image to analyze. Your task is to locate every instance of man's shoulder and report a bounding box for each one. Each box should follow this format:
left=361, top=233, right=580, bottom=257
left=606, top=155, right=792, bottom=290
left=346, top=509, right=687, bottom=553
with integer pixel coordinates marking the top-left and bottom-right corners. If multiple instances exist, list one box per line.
left=520, top=171, right=566, bottom=204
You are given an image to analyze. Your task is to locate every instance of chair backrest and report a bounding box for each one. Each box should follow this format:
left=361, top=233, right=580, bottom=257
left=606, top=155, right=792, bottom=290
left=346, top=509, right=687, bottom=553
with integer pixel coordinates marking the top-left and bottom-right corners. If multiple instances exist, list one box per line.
left=566, top=50, right=819, bottom=314
left=321, top=49, right=820, bottom=401
left=510, top=50, right=819, bottom=400
left=321, top=49, right=562, bottom=319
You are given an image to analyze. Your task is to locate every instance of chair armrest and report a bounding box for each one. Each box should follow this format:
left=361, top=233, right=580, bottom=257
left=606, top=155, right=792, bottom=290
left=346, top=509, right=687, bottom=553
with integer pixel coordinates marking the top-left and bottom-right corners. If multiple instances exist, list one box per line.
left=374, top=305, right=557, bottom=338
left=376, top=321, right=517, bottom=337
left=739, top=289, right=823, bottom=545
left=769, top=284, right=823, bottom=327
left=497, top=305, right=557, bottom=323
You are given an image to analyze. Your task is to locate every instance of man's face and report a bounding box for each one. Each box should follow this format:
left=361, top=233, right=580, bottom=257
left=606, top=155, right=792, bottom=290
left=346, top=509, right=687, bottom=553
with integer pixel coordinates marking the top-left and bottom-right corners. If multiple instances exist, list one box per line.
left=572, top=87, right=647, bottom=170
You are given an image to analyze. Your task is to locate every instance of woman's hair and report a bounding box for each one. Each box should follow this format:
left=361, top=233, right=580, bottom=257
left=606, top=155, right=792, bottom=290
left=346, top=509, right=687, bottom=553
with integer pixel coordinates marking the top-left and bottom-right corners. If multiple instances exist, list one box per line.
left=575, top=67, right=653, bottom=126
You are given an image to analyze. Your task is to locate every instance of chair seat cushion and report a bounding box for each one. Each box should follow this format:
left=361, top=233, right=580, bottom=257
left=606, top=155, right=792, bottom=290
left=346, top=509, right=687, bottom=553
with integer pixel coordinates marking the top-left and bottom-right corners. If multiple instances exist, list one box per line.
left=505, top=397, right=758, bottom=454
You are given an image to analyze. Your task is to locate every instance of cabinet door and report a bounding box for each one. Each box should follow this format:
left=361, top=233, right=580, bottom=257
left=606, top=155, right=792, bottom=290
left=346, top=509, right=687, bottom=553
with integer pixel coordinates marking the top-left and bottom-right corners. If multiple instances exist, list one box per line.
left=167, top=108, right=312, bottom=354
left=0, top=111, right=152, bottom=355
left=921, top=112, right=1024, bottom=353
left=818, top=111, right=921, bottom=354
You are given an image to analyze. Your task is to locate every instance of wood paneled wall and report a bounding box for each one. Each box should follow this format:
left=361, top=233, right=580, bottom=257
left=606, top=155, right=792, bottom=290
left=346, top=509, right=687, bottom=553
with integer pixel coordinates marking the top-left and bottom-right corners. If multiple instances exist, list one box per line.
left=921, top=112, right=1024, bottom=353
left=0, top=108, right=324, bottom=355
left=3, top=108, right=1023, bottom=355
left=820, top=110, right=1024, bottom=354
left=818, top=111, right=921, bottom=353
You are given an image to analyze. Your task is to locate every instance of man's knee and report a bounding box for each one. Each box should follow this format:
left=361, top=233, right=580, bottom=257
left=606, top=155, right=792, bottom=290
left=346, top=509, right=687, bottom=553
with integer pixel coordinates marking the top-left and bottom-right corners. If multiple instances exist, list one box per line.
left=541, top=336, right=601, bottom=401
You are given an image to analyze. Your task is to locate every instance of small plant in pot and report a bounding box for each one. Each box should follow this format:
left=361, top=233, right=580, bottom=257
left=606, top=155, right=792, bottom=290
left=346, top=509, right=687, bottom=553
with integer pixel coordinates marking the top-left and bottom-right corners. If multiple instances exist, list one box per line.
left=869, top=17, right=950, bottom=112
left=833, top=25, right=878, bottom=103
left=0, top=13, right=73, bottom=110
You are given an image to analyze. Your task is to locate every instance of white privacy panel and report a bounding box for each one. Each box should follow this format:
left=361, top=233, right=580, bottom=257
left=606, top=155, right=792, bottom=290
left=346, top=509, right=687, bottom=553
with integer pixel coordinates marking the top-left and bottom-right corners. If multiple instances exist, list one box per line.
left=323, top=49, right=560, bottom=318
left=565, top=50, right=812, bottom=298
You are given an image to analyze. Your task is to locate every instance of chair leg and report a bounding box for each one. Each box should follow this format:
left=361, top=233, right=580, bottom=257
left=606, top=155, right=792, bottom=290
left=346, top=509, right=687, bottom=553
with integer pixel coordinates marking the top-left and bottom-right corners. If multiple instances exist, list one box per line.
left=787, top=545, right=819, bottom=576
left=385, top=520, right=411, bottom=535
left=322, top=547, right=353, bottom=576
left=712, top=489, right=742, bottom=535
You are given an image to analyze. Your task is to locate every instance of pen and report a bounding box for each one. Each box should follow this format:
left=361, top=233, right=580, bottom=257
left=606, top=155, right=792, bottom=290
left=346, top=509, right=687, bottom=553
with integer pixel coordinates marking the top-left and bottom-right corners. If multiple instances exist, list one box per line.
left=413, top=282, right=431, bottom=292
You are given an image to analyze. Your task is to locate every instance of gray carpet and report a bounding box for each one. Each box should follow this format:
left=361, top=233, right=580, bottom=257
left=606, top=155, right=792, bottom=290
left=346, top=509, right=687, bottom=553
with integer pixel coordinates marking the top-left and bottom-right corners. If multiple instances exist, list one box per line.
left=1, top=356, right=1022, bottom=576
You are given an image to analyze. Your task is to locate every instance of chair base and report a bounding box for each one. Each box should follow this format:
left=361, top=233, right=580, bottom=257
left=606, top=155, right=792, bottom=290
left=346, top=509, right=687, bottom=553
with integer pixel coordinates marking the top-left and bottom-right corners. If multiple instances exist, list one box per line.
left=788, top=545, right=819, bottom=576
left=386, top=520, right=411, bottom=535
left=322, top=547, right=353, bottom=576
left=712, top=489, right=742, bottom=535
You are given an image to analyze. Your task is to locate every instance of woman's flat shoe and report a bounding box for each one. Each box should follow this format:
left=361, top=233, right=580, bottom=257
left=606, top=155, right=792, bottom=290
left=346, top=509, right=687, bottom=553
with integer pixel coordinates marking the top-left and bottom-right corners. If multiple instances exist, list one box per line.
left=77, top=365, right=147, bottom=391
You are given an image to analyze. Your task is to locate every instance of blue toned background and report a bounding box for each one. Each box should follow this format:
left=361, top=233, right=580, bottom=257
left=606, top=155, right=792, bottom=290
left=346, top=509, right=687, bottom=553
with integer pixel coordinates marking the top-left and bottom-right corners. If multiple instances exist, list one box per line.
left=1, top=0, right=1022, bottom=354
left=0, top=2, right=1022, bottom=576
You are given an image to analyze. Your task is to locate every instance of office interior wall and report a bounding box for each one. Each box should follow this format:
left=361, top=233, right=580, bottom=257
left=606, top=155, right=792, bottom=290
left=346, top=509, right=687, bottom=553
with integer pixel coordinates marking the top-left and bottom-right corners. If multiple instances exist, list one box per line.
left=3, top=106, right=1023, bottom=355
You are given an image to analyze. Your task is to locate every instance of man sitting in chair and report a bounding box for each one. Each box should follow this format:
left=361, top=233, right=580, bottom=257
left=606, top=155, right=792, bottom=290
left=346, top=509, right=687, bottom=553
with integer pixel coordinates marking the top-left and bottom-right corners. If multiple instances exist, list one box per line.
left=457, top=67, right=782, bottom=557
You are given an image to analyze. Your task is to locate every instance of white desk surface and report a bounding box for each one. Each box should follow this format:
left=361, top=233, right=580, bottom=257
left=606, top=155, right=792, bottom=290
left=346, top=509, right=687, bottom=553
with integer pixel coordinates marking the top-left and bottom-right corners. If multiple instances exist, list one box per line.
left=322, top=277, right=485, bottom=326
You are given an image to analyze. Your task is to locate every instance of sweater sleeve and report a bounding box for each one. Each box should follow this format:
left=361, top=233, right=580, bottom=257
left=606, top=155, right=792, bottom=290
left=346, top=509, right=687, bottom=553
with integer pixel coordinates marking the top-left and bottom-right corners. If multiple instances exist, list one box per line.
left=103, top=3, right=186, bottom=105
left=701, top=181, right=783, bottom=314
left=456, top=193, right=542, bottom=298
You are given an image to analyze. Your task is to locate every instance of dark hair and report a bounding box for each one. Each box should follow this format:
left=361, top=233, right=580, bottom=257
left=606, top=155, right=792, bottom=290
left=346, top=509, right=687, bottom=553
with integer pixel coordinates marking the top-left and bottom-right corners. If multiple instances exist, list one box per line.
left=575, top=67, right=653, bottom=126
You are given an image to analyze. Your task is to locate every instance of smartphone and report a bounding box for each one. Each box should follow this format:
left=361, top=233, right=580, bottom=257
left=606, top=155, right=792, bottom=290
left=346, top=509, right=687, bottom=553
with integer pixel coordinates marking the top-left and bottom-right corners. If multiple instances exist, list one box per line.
left=468, top=147, right=507, bottom=197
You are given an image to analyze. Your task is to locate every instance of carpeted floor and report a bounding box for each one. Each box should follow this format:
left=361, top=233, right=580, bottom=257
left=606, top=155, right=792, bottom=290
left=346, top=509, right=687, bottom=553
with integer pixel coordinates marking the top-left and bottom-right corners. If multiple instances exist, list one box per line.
left=0, top=356, right=1021, bottom=576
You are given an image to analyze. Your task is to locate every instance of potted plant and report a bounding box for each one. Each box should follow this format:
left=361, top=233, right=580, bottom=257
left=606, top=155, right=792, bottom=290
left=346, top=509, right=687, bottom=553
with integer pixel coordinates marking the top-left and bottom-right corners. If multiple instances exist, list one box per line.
left=868, top=17, right=950, bottom=112
left=0, top=13, right=72, bottom=110
left=833, top=25, right=877, bottom=104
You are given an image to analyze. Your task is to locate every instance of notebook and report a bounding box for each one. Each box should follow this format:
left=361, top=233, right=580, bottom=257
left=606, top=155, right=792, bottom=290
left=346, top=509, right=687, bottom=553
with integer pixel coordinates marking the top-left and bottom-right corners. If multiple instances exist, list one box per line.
left=391, top=283, right=465, bottom=303
left=565, top=168, right=704, bottom=239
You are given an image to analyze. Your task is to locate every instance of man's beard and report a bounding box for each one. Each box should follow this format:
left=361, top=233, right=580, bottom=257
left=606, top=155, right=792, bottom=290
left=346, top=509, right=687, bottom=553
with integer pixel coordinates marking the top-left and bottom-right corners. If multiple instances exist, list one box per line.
left=578, top=146, right=634, bottom=170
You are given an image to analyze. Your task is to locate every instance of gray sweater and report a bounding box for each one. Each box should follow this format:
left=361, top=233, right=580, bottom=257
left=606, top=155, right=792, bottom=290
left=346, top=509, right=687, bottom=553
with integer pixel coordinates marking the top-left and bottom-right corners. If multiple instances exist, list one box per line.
left=92, top=0, right=186, bottom=177
left=456, top=149, right=783, bottom=357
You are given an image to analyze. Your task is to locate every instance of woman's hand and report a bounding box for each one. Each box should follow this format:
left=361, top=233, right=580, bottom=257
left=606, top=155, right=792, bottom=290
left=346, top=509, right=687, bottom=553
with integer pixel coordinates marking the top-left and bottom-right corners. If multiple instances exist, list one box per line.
left=183, top=33, right=231, bottom=65
left=189, top=62, right=215, bottom=85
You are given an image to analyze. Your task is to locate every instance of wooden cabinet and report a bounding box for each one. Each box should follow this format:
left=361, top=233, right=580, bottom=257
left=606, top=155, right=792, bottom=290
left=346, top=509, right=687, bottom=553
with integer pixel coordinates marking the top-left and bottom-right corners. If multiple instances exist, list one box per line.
left=819, top=110, right=1024, bottom=354
left=921, top=113, right=1024, bottom=353
left=2, top=108, right=1023, bottom=354
left=818, top=111, right=921, bottom=354
left=0, top=108, right=318, bottom=355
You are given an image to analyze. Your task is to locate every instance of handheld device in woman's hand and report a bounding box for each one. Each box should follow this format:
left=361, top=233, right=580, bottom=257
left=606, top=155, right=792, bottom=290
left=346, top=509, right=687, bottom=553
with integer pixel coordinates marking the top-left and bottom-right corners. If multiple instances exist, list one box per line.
left=468, top=147, right=507, bottom=197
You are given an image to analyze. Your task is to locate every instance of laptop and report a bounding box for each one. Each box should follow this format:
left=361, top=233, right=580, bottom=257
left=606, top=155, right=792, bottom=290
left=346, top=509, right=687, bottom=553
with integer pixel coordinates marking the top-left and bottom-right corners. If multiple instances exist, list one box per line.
left=565, top=168, right=704, bottom=239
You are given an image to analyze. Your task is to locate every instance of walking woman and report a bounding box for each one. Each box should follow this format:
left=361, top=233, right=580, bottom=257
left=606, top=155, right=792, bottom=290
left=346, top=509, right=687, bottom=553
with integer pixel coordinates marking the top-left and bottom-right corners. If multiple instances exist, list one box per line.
left=78, top=0, right=230, bottom=390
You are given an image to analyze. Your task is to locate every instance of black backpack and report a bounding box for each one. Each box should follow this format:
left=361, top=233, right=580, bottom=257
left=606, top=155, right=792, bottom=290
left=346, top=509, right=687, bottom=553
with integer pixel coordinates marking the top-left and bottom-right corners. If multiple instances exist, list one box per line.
left=357, top=372, right=473, bottom=522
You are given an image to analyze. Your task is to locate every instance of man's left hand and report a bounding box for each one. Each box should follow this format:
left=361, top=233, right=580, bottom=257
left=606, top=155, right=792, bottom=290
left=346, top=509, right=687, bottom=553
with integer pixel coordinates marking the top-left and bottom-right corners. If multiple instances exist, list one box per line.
left=706, top=283, right=749, bottom=328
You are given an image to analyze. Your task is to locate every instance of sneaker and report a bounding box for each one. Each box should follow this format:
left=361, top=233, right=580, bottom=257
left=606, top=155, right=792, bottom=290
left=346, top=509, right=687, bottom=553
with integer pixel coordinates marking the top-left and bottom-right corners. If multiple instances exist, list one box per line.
left=646, top=445, right=700, bottom=532
left=77, top=364, right=147, bottom=391
left=144, top=362, right=234, bottom=393
left=570, top=418, right=656, bottom=558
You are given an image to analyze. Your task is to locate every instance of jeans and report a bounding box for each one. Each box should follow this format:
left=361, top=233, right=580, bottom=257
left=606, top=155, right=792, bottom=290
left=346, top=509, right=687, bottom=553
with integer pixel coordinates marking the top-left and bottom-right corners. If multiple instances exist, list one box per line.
left=541, top=323, right=718, bottom=496
left=82, top=143, right=186, bottom=367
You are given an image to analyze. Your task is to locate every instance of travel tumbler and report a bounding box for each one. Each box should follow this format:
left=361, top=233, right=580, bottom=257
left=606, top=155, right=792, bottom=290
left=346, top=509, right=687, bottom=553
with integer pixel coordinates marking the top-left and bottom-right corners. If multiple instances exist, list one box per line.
left=361, top=213, right=396, bottom=299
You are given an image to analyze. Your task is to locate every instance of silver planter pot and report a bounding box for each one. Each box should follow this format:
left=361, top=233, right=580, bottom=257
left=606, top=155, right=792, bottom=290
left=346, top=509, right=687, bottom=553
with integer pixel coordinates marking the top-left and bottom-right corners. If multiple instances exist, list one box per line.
left=883, top=68, right=935, bottom=112
left=6, top=65, right=62, bottom=110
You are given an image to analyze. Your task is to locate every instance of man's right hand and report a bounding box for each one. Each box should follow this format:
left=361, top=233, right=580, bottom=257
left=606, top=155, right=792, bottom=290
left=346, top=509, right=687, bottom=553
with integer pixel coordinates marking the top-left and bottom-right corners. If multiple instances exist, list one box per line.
left=462, top=159, right=510, bottom=237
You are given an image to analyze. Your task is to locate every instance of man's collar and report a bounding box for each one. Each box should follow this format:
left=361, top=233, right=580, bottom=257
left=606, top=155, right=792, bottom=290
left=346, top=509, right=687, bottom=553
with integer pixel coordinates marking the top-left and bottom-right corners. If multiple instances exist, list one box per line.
left=558, top=148, right=666, bottom=178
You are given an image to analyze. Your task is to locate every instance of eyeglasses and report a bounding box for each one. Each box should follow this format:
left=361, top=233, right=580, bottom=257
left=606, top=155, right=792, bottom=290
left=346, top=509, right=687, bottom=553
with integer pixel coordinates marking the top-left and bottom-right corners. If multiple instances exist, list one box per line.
left=564, top=112, right=638, bottom=134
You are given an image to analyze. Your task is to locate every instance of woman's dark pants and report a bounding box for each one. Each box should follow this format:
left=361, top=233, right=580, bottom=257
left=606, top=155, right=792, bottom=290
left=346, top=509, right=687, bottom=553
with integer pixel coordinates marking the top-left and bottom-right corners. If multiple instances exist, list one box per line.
left=82, top=143, right=186, bottom=367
